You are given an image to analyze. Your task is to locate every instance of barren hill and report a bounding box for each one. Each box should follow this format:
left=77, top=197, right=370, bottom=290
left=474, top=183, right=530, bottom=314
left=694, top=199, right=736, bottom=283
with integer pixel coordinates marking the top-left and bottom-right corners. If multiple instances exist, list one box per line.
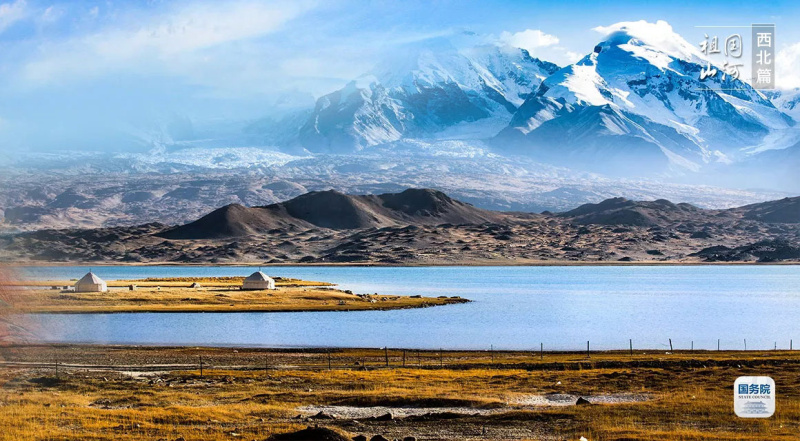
left=159, top=188, right=504, bottom=239
left=559, top=198, right=710, bottom=226
left=3, top=189, right=800, bottom=264
left=736, top=196, right=800, bottom=223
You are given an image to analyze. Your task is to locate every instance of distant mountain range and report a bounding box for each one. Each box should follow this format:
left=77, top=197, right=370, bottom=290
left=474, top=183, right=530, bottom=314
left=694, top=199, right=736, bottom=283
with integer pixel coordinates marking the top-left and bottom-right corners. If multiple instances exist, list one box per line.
left=279, top=22, right=798, bottom=178
left=5, top=23, right=798, bottom=181
left=495, top=22, right=794, bottom=175
left=296, top=37, right=559, bottom=153
left=3, top=188, right=798, bottom=264
left=2, top=21, right=799, bottom=232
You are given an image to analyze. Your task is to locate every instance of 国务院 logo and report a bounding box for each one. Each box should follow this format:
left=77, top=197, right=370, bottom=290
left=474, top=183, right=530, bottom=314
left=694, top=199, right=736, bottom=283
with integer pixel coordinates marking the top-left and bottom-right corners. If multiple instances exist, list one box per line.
left=734, top=376, right=775, bottom=418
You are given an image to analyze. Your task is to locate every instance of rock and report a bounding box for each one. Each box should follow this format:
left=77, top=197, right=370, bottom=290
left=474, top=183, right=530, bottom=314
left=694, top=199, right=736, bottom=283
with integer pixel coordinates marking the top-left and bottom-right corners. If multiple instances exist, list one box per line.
left=312, top=411, right=336, bottom=420
left=352, top=436, right=367, bottom=441
left=267, top=426, right=350, bottom=441
left=576, top=397, right=593, bottom=406
left=403, top=437, right=417, bottom=441
left=369, top=436, right=390, bottom=441
left=374, top=413, right=393, bottom=421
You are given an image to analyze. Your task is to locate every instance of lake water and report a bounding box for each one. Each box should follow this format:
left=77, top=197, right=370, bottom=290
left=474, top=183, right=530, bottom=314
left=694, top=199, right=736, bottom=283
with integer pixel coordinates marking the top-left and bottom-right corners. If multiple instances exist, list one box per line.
left=17, top=265, right=800, bottom=350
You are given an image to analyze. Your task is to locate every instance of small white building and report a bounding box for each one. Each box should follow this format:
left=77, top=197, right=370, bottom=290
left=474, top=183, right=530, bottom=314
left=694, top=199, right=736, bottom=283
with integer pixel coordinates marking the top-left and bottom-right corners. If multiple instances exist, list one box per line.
left=74, top=272, right=108, bottom=293
left=241, top=271, right=276, bottom=290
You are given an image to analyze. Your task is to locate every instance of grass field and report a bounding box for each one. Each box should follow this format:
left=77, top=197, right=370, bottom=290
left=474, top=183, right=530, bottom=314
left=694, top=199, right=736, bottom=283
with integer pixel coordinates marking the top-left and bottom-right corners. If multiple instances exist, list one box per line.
left=2, top=277, right=467, bottom=313
left=0, top=345, right=798, bottom=440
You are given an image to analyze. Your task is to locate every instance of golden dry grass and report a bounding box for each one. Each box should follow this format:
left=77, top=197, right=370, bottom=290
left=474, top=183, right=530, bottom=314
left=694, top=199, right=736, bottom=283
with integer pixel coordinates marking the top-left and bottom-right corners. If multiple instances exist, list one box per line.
left=0, top=276, right=332, bottom=288
left=3, top=278, right=465, bottom=313
left=0, top=346, right=799, bottom=440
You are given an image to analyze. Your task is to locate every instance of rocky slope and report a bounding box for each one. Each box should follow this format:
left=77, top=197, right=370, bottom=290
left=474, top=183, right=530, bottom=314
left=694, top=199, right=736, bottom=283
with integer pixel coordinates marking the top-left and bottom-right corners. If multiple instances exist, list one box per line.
left=297, top=35, right=559, bottom=153
left=2, top=190, right=798, bottom=265
left=159, top=189, right=505, bottom=239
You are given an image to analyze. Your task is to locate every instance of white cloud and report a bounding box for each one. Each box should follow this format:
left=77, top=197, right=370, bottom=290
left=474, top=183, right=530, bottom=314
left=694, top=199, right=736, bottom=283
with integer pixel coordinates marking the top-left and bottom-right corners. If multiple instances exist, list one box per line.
left=40, top=5, right=63, bottom=23
left=0, top=0, right=27, bottom=33
left=592, top=20, right=702, bottom=62
left=776, top=41, right=800, bottom=89
left=21, top=1, right=316, bottom=85
left=499, top=29, right=559, bottom=54
left=563, top=50, right=583, bottom=63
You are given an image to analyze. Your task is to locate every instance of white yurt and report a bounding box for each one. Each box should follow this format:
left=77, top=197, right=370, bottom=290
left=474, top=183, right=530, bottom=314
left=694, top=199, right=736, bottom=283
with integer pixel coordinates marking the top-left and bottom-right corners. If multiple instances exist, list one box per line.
left=241, top=271, right=276, bottom=290
left=74, top=272, right=108, bottom=292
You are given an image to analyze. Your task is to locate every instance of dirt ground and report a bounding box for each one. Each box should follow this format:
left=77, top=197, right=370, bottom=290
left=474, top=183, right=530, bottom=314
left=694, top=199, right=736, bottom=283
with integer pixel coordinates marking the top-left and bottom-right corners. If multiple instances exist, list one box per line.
left=1, top=345, right=799, bottom=440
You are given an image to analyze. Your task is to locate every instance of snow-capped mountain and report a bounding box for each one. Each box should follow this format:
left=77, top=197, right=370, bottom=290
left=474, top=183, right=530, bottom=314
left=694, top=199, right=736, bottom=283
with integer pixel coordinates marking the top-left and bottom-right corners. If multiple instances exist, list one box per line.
left=297, top=34, right=559, bottom=153
left=767, top=88, right=800, bottom=122
left=494, top=20, right=795, bottom=176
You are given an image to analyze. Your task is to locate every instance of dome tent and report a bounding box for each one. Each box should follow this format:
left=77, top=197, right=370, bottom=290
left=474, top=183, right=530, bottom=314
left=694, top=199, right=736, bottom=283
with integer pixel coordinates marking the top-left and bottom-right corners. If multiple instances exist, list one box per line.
left=241, top=271, right=276, bottom=290
left=74, top=272, right=107, bottom=292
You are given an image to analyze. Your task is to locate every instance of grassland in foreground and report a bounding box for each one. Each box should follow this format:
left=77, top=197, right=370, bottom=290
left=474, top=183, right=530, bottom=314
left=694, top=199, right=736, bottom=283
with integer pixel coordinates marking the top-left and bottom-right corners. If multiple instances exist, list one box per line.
left=0, top=345, right=799, bottom=440
left=1, top=277, right=467, bottom=313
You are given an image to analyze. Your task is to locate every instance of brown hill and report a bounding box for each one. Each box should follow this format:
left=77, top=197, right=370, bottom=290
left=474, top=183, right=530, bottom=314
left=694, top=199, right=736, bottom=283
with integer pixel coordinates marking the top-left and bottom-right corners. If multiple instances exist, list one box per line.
left=158, top=188, right=504, bottom=239
left=734, top=196, right=800, bottom=223
left=559, top=197, right=708, bottom=226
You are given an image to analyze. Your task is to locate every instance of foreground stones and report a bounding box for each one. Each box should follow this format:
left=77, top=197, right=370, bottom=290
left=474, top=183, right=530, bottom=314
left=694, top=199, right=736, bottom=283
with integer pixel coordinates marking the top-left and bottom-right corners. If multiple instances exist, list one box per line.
left=265, top=426, right=417, bottom=441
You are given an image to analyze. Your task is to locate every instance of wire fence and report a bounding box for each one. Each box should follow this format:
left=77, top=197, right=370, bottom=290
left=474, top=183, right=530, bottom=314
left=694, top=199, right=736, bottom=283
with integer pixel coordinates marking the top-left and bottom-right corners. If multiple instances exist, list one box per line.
left=3, top=342, right=800, bottom=377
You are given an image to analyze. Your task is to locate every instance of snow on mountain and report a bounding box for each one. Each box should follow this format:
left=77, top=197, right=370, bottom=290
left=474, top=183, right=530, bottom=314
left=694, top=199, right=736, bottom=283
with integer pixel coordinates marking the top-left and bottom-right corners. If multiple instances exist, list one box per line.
left=495, top=20, right=796, bottom=176
left=117, top=146, right=305, bottom=171
left=767, top=88, right=800, bottom=122
left=297, top=34, right=559, bottom=153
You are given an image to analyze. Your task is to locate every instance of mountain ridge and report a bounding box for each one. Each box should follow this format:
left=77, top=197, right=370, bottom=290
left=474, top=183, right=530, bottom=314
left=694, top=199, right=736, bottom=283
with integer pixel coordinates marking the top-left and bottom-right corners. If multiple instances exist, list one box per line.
left=158, top=188, right=506, bottom=239
left=4, top=189, right=799, bottom=264
left=493, top=20, right=795, bottom=176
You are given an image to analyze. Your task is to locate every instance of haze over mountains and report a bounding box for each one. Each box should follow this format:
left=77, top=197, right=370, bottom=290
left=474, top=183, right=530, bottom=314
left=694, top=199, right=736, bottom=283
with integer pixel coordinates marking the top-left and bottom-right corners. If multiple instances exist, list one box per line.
left=232, top=21, right=798, bottom=177
left=1, top=20, right=799, bottom=232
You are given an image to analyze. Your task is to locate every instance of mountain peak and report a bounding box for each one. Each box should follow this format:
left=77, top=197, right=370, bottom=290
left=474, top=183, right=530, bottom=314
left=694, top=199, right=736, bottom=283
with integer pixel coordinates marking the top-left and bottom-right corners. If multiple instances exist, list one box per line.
left=156, top=188, right=504, bottom=239
left=298, top=35, right=560, bottom=153
left=592, top=20, right=704, bottom=64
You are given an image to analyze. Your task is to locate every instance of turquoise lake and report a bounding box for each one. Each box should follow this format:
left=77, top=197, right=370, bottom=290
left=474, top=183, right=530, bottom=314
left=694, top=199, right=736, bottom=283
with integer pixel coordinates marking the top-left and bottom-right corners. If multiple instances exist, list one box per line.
left=19, top=265, right=800, bottom=350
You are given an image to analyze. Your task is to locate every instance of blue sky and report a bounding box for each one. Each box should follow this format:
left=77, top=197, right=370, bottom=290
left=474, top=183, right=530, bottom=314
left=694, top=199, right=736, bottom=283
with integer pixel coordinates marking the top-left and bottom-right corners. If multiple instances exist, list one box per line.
left=1, top=0, right=799, bottom=152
